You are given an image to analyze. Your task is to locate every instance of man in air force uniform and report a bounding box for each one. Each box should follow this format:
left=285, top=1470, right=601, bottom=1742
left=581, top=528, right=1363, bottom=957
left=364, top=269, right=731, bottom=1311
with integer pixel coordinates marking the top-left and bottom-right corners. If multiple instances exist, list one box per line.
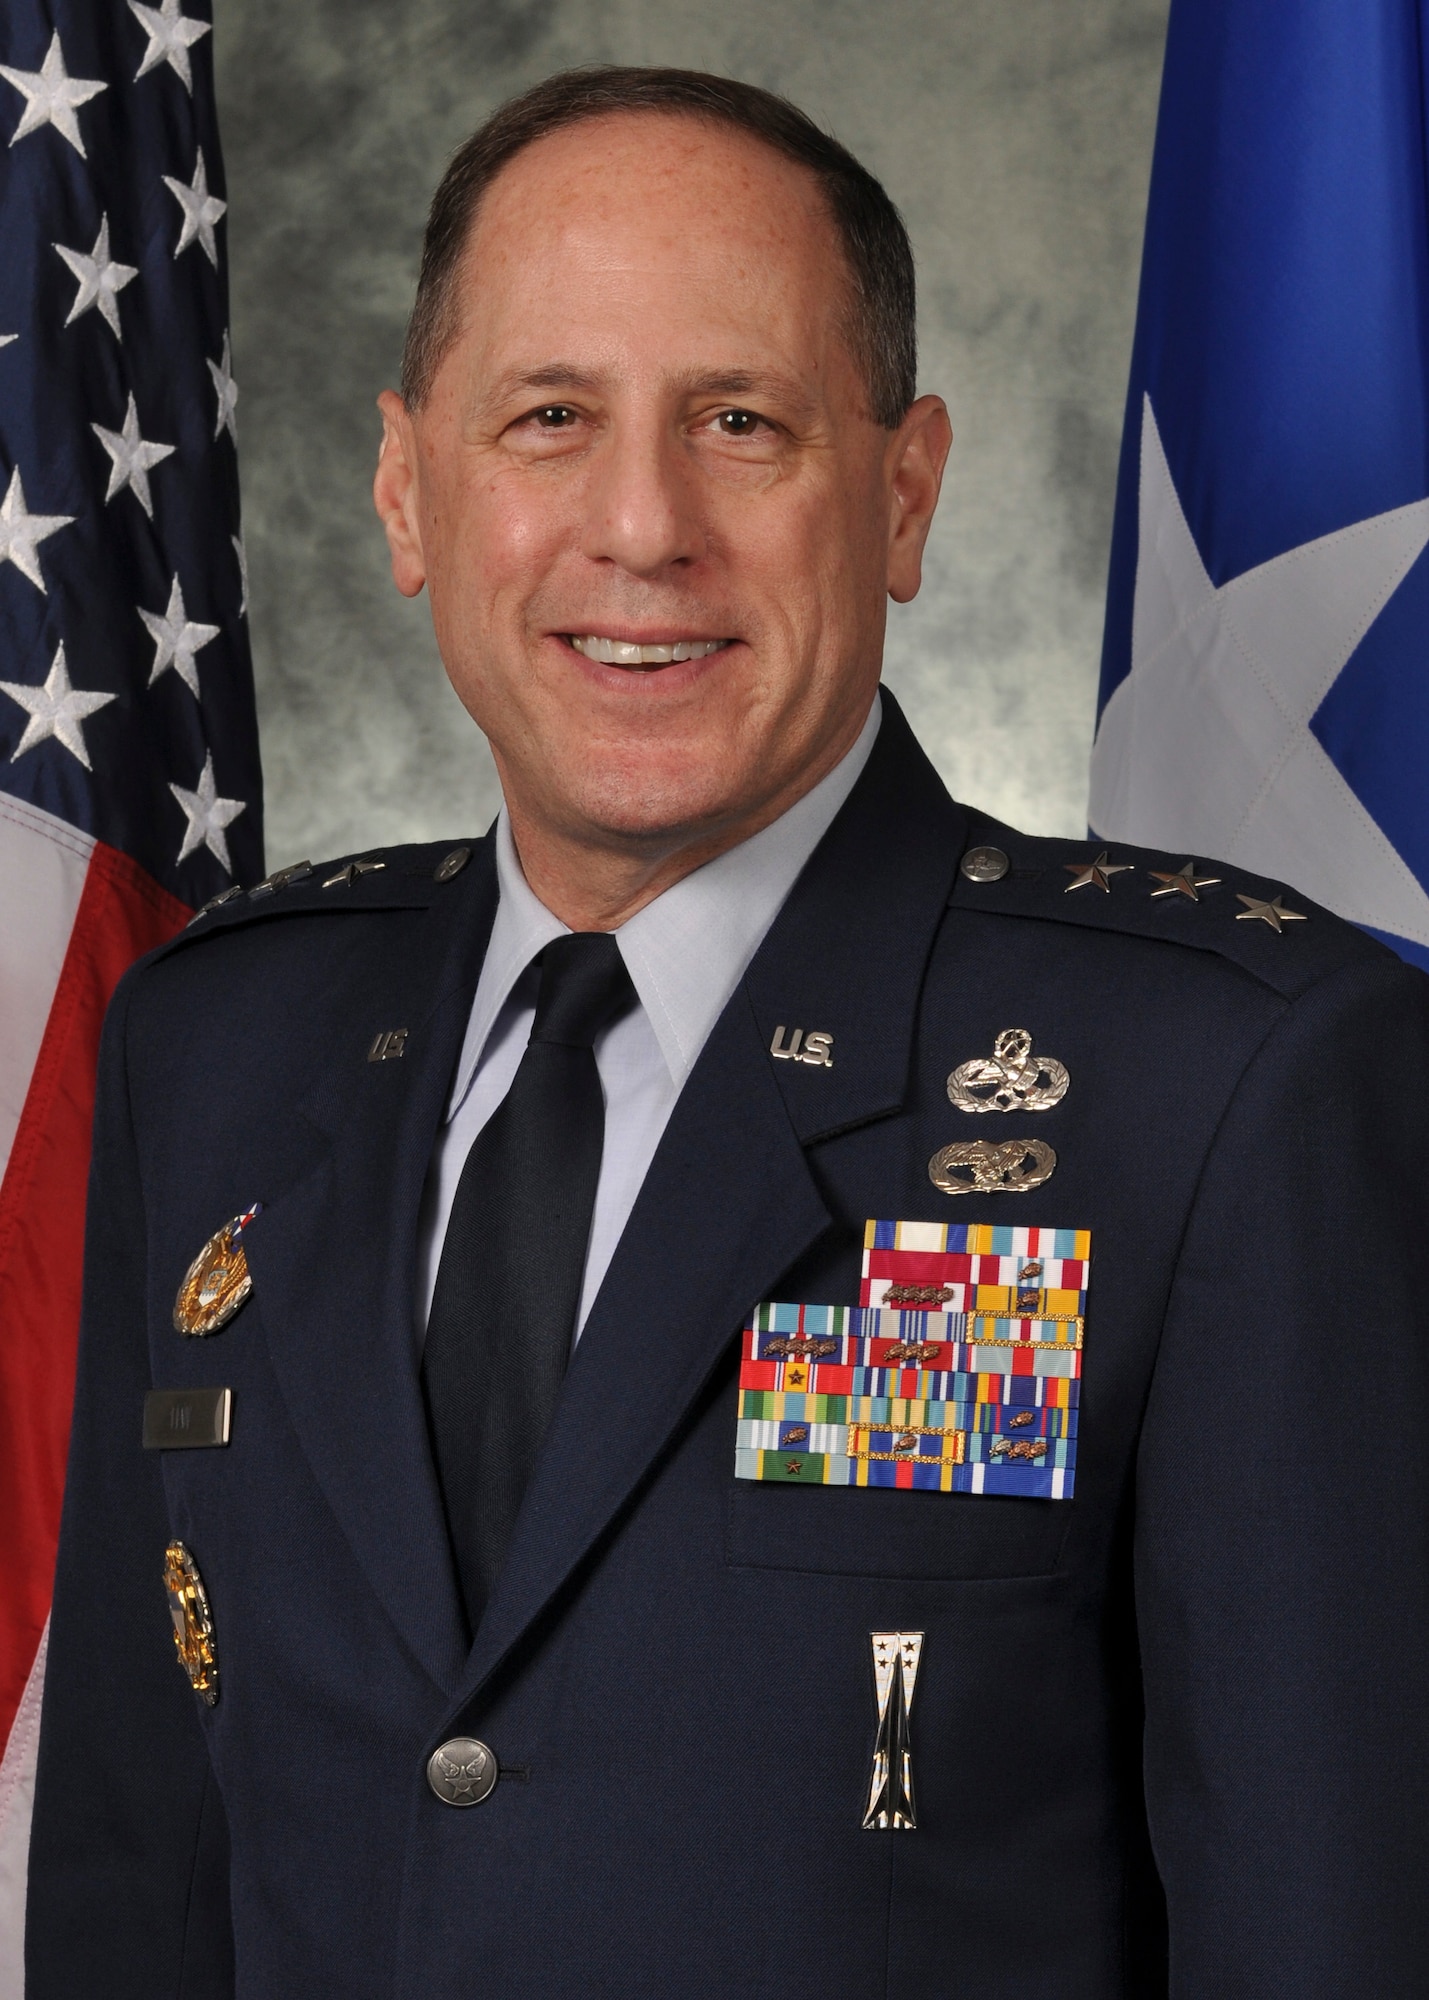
left=26, top=66, right=1429, bottom=2000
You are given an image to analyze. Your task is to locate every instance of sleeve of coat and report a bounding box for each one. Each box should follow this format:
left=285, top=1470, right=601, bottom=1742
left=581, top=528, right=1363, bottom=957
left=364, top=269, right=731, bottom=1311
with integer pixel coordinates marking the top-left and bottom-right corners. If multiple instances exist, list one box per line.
left=1136, top=951, right=1429, bottom=1996
left=25, top=970, right=234, bottom=1998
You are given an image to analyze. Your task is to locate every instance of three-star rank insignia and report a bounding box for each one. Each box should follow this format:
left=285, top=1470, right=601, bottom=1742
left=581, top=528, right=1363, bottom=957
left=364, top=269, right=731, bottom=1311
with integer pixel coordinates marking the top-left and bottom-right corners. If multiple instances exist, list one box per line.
left=163, top=1541, right=219, bottom=1705
left=734, top=1219, right=1090, bottom=1499
left=172, top=1202, right=263, bottom=1336
left=864, top=1632, right=923, bottom=1830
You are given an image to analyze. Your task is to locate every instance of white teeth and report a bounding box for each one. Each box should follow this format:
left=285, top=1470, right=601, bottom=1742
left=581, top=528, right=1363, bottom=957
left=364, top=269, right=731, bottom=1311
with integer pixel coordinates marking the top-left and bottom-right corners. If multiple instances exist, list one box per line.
left=570, top=635, right=729, bottom=665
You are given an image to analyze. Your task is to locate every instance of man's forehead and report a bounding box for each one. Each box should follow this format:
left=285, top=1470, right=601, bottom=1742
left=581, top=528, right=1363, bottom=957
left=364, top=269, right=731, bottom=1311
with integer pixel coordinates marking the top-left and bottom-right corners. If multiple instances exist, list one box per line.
left=462, top=112, right=841, bottom=306
left=477, top=108, right=831, bottom=231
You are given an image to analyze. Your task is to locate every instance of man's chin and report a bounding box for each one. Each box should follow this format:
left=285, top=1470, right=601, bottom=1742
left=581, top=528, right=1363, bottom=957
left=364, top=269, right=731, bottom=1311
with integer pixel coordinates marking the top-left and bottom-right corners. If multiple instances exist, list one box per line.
left=540, top=754, right=769, bottom=854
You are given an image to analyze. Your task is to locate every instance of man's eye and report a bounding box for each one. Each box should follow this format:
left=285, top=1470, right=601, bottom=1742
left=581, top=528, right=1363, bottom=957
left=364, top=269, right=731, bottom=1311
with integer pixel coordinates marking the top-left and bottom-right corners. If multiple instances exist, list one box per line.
left=533, top=405, right=577, bottom=428
left=716, top=409, right=763, bottom=436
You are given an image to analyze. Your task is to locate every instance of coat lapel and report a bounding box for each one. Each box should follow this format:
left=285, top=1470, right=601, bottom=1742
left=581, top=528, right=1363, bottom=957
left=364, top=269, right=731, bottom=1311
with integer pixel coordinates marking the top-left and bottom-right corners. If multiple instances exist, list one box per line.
left=241, top=844, right=497, bottom=1694
left=450, top=693, right=969, bottom=1710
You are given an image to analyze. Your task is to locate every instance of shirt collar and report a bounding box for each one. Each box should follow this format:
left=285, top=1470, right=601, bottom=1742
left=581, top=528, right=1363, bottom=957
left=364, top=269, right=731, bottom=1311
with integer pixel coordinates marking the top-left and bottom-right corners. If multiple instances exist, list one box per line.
left=446, top=692, right=882, bottom=1116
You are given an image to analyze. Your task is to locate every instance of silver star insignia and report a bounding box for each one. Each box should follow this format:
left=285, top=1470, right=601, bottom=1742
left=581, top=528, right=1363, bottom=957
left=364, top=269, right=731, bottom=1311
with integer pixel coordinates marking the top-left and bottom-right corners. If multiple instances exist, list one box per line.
left=163, top=147, right=227, bottom=266
left=92, top=394, right=175, bottom=518
left=169, top=751, right=246, bottom=870
left=0, top=32, right=107, bottom=158
left=129, top=0, right=210, bottom=92
left=1063, top=849, right=1134, bottom=894
left=55, top=216, right=138, bottom=340
left=208, top=331, right=239, bottom=443
left=1149, top=860, right=1222, bottom=901
left=1, top=643, right=115, bottom=769
left=321, top=858, right=386, bottom=889
left=140, top=575, right=220, bottom=697
left=0, top=333, right=18, bottom=350
left=0, top=467, right=74, bottom=593
left=1235, top=894, right=1308, bottom=933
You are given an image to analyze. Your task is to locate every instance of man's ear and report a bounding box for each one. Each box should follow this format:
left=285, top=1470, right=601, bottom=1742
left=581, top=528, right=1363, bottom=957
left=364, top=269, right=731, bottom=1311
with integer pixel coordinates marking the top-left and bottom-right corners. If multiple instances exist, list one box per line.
left=373, top=389, right=427, bottom=598
left=885, top=394, right=952, bottom=605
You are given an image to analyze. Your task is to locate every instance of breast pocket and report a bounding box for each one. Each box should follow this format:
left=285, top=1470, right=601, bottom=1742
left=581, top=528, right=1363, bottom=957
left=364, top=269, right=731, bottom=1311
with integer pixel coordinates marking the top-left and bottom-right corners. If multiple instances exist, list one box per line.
left=725, top=1479, right=1072, bottom=1579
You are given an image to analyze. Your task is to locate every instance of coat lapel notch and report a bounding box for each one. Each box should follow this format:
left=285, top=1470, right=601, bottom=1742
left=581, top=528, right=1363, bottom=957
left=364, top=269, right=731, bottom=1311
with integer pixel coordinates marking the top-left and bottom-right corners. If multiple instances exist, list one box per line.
left=746, top=689, right=967, bottom=1144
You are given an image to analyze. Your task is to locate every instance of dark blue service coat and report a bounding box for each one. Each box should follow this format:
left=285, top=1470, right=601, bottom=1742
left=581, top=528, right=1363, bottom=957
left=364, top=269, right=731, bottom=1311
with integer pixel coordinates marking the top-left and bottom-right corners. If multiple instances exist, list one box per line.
left=26, top=694, right=1429, bottom=1996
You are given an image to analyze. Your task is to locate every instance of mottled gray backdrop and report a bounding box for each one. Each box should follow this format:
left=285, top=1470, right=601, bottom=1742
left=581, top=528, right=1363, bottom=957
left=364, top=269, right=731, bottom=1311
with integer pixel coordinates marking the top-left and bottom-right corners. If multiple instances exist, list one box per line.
left=213, top=0, right=1168, bottom=867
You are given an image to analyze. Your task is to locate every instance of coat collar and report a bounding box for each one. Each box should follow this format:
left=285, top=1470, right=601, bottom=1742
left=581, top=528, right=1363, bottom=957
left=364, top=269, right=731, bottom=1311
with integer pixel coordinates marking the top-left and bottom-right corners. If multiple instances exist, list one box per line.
left=446, top=691, right=968, bottom=1714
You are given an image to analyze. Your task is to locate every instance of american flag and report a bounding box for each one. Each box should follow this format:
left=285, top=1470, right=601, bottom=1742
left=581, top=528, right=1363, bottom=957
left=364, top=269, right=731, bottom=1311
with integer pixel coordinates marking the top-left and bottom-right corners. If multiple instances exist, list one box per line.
left=0, top=0, right=261, bottom=1966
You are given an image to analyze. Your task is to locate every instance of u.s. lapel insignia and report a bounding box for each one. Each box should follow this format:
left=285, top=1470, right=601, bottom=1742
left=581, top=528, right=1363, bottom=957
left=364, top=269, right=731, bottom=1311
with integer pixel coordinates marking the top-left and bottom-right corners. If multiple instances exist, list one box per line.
left=863, top=1632, right=922, bottom=1830
left=172, top=1203, right=263, bottom=1335
left=163, top=1541, right=219, bottom=1705
left=928, top=1136, right=1055, bottom=1195
left=947, top=1028, right=1068, bottom=1113
left=734, top=1220, right=1090, bottom=1499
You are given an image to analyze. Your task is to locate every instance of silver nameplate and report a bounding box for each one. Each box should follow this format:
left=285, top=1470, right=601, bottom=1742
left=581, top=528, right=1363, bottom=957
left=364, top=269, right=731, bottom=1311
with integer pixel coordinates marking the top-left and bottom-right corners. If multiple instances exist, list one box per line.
left=143, top=1387, right=232, bottom=1450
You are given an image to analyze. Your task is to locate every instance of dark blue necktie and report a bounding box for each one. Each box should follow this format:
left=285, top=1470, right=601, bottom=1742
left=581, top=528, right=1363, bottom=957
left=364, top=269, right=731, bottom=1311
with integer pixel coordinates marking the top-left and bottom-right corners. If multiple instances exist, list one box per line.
left=422, top=931, right=637, bottom=1633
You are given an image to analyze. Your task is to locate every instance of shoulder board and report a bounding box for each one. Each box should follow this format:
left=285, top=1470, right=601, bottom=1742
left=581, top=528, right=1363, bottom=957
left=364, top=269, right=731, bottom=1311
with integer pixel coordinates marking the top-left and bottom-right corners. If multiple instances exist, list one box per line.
left=150, top=834, right=491, bottom=965
left=948, top=816, right=1396, bottom=1002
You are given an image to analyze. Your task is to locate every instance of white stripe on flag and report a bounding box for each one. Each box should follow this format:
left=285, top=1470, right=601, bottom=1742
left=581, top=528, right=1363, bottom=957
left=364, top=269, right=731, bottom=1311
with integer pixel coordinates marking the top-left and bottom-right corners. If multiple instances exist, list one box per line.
left=0, top=796, right=94, bottom=1184
left=0, top=1620, right=47, bottom=1992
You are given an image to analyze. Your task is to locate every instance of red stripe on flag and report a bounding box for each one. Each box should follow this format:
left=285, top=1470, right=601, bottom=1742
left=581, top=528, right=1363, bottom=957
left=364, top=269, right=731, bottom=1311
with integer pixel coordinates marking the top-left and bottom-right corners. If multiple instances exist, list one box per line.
left=0, top=843, right=188, bottom=1753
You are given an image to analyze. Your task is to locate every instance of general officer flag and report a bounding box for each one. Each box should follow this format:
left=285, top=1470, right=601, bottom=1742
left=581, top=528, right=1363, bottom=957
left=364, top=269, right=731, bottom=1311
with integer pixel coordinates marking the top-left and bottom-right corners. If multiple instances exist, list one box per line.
left=0, top=0, right=262, bottom=1969
left=1089, top=0, right=1429, bottom=971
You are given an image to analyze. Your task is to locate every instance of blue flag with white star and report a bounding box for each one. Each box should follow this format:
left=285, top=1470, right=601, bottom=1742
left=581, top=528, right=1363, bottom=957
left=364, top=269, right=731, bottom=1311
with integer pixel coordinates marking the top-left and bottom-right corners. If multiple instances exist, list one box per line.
left=0, top=0, right=262, bottom=899
left=1090, top=0, right=1429, bottom=971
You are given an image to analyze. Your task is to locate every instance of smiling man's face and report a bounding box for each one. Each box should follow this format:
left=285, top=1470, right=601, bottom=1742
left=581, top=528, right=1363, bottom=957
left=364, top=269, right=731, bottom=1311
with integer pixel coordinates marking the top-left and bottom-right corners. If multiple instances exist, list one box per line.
left=375, top=110, right=949, bottom=897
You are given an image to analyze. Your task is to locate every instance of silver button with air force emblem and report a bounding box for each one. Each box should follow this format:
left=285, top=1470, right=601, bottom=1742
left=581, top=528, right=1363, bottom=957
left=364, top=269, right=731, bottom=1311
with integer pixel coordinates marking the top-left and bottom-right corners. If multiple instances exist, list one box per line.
left=427, top=1737, right=498, bottom=1806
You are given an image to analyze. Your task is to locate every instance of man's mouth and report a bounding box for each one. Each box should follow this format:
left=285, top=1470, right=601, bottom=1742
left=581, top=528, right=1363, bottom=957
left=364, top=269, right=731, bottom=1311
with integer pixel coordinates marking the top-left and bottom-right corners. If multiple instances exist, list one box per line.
left=567, top=635, right=732, bottom=668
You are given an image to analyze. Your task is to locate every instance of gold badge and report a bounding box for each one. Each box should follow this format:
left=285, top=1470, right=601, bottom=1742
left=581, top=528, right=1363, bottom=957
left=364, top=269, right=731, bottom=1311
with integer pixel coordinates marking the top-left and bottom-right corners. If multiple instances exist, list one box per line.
left=163, top=1541, right=219, bottom=1705
left=928, top=1137, right=1056, bottom=1196
left=172, top=1203, right=262, bottom=1336
left=864, top=1632, right=923, bottom=1830
left=947, top=1028, right=1068, bottom=1113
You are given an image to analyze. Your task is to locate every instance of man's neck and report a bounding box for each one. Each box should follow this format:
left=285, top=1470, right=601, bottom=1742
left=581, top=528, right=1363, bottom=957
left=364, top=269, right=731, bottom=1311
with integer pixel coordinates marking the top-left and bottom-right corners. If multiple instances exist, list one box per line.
left=498, top=706, right=879, bottom=931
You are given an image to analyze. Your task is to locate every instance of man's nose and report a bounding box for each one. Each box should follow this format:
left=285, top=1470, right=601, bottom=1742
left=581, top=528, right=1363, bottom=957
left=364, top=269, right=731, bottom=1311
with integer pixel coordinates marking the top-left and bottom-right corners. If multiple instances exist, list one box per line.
left=579, top=424, right=707, bottom=577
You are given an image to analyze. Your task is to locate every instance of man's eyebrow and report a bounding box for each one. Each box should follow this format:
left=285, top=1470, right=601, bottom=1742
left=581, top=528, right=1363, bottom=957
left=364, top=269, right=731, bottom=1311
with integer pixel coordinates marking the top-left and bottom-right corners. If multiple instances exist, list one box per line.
left=487, top=364, right=818, bottom=416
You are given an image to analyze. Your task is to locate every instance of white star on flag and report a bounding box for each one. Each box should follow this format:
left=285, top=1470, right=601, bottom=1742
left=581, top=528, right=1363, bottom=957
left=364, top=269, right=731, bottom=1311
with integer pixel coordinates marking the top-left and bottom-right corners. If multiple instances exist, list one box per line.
left=170, top=750, right=245, bottom=869
left=163, top=147, right=226, bottom=266
left=55, top=216, right=138, bottom=340
left=208, top=332, right=238, bottom=442
left=0, top=467, right=74, bottom=593
left=0, top=32, right=107, bottom=158
left=128, top=0, right=210, bottom=92
left=232, top=531, right=249, bottom=617
left=1089, top=396, right=1429, bottom=949
left=0, top=334, right=15, bottom=350
left=139, top=575, right=220, bottom=695
left=92, top=394, right=175, bottom=518
left=0, top=643, right=115, bottom=770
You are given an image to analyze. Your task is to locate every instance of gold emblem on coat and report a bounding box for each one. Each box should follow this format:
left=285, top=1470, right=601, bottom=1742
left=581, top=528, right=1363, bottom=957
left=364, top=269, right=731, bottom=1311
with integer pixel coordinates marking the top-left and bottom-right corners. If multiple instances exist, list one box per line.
left=928, top=1136, right=1056, bottom=1196
left=947, top=1028, right=1068, bottom=1113
left=163, top=1542, right=219, bottom=1705
left=172, top=1205, right=262, bottom=1336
